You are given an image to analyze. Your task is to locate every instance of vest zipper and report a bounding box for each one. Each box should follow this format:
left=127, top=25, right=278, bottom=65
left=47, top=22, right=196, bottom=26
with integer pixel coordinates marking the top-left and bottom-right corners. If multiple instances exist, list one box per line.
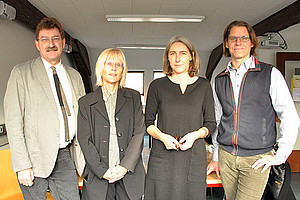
left=232, top=110, right=238, bottom=155
left=227, top=77, right=238, bottom=155
left=229, top=71, right=249, bottom=155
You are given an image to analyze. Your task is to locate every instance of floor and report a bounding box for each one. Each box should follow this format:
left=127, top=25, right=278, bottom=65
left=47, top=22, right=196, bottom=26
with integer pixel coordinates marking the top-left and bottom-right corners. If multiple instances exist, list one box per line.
left=142, top=136, right=300, bottom=200
left=291, top=173, right=300, bottom=200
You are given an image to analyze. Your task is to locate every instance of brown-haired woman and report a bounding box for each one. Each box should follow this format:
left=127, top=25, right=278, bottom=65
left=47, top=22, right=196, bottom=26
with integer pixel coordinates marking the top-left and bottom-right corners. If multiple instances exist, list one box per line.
left=144, top=36, right=216, bottom=200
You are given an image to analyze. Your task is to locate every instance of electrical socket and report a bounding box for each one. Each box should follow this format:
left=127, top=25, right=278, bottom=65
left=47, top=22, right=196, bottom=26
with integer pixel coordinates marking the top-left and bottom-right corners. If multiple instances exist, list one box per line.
left=0, top=124, right=6, bottom=135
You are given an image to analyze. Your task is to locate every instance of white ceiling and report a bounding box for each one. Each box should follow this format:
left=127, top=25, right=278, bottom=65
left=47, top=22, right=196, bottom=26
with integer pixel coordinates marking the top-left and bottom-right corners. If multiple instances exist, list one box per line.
left=28, top=0, right=298, bottom=52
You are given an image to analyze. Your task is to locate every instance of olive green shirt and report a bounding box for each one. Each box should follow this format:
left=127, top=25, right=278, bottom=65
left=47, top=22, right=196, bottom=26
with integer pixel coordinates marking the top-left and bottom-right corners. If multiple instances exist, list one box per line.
left=102, top=88, right=120, bottom=168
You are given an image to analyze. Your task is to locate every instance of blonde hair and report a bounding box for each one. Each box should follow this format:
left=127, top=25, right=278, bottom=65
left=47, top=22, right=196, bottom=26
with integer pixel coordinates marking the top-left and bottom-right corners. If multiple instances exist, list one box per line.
left=95, top=48, right=128, bottom=87
left=163, top=36, right=201, bottom=77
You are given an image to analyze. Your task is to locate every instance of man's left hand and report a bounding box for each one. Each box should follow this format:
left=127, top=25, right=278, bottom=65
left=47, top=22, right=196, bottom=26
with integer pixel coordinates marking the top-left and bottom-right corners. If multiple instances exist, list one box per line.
left=252, top=155, right=278, bottom=173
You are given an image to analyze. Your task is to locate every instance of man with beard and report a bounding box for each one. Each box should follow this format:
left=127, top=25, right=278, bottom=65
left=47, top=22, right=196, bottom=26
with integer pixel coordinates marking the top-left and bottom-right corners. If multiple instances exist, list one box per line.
left=4, top=17, right=85, bottom=200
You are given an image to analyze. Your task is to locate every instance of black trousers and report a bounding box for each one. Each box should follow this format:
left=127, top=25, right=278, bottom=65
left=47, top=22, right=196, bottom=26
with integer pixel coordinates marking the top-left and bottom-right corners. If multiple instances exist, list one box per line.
left=105, top=180, right=130, bottom=200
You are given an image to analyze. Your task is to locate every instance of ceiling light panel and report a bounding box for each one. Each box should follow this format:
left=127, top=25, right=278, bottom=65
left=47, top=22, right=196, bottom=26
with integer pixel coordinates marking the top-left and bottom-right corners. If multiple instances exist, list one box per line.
left=116, top=44, right=166, bottom=50
left=106, top=15, right=205, bottom=23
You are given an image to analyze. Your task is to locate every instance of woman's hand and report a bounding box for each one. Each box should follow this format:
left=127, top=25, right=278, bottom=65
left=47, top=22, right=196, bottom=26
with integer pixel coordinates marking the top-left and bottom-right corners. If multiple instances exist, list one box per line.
left=147, top=125, right=181, bottom=150
left=103, top=165, right=128, bottom=183
left=178, top=131, right=199, bottom=151
left=179, top=128, right=208, bottom=151
left=160, top=133, right=181, bottom=150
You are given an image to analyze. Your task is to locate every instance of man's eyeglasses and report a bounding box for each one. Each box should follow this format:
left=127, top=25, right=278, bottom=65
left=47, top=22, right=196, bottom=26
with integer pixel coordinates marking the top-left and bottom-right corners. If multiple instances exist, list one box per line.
left=228, top=36, right=250, bottom=42
left=38, top=36, right=61, bottom=43
left=105, top=62, right=123, bottom=69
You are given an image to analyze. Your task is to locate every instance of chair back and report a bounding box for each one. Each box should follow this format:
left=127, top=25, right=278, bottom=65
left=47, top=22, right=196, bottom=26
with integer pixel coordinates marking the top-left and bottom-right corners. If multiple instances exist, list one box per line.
left=0, top=149, right=23, bottom=200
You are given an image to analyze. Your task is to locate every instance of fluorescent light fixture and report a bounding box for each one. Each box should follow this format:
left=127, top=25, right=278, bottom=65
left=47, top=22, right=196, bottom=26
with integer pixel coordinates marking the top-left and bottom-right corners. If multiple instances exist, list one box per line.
left=106, top=15, right=205, bottom=23
left=116, top=44, right=166, bottom=50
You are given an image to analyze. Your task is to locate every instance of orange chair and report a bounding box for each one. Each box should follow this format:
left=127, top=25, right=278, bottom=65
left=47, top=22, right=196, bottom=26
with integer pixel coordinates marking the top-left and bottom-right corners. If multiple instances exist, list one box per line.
left=0, top=149, right=23, bottom=200
left=0, top=149, right=54, bottom=200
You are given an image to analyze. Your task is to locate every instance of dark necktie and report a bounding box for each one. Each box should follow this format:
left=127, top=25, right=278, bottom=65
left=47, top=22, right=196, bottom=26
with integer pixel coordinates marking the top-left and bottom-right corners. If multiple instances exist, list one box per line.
left=51, top=66, right=71, bottom=142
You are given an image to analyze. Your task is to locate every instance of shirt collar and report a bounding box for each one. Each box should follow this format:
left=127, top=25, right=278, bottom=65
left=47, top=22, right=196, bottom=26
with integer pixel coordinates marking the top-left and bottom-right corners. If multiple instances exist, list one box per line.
left=226, top=56, right=256, bottom=73
left=102, top=87, right=118, bottom=102
left=41, top=57, right=62, bottom=71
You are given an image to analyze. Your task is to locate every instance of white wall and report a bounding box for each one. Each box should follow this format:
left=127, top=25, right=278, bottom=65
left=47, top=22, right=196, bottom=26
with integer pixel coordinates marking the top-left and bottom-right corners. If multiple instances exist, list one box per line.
left=0, top=20, right=38, bottom=124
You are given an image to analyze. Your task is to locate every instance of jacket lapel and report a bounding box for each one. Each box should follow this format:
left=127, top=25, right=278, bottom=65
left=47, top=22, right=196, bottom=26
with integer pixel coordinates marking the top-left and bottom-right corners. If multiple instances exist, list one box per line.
left=115, top=88, right=128, bottom=115
left=64, top=65, right=77, bottom=108
left=91, top=87, right=109, bottom=121
left=91, top=87, right=129, bottom=120
left=33, top=57, right=58, bottom=114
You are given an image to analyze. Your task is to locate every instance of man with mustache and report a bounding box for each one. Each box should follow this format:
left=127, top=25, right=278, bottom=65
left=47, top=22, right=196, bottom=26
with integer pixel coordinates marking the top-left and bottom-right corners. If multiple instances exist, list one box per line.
left=4, top=17, right=85, bottom=199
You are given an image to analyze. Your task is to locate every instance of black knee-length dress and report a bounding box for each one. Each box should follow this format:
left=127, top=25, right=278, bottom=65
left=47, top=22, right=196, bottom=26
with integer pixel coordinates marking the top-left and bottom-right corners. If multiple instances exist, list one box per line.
left=144, top=76, right=216, bottom=200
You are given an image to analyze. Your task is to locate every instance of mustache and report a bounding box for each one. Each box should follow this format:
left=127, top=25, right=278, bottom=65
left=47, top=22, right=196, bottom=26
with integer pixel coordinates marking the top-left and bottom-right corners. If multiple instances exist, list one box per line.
left=46, top=46, right=58, bottom=52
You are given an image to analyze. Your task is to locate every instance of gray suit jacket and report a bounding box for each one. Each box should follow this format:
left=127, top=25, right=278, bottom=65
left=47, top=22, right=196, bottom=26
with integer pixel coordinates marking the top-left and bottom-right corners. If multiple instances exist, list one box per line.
left=4, top=57, right=86, bottom=177
left=78, top=87, right=146, bottom=200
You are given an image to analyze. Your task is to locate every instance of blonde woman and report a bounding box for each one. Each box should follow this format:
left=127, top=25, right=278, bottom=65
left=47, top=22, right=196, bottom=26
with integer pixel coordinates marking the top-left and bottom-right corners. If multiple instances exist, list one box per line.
left=78, top=49, right=146, bottom=200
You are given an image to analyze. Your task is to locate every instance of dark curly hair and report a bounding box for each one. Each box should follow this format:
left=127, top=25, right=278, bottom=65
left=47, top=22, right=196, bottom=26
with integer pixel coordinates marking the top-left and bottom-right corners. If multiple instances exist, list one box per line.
left=35, top=17, right=65, bottom=40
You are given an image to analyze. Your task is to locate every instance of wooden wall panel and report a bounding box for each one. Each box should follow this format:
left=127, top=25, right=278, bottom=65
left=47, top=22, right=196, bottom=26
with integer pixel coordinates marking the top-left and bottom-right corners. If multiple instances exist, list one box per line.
left=287, top=150, right=300, bottom=172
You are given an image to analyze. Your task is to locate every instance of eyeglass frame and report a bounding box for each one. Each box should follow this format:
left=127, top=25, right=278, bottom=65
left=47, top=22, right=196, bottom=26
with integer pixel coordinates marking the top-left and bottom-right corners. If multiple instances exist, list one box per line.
left=227, top=36, right=250, bottom=42
left=38, top=36, right=62, bottom=43
left=105, top=61, right=123, bottom=69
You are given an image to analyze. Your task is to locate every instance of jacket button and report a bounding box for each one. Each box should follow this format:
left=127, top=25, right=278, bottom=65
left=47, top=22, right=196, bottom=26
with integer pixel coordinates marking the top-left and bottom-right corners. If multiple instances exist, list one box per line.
left=116, top=116, right=120, bottom=122
left=117, top=132, right=122, bottom=137
left=120, top=148, right=124, bottom=152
